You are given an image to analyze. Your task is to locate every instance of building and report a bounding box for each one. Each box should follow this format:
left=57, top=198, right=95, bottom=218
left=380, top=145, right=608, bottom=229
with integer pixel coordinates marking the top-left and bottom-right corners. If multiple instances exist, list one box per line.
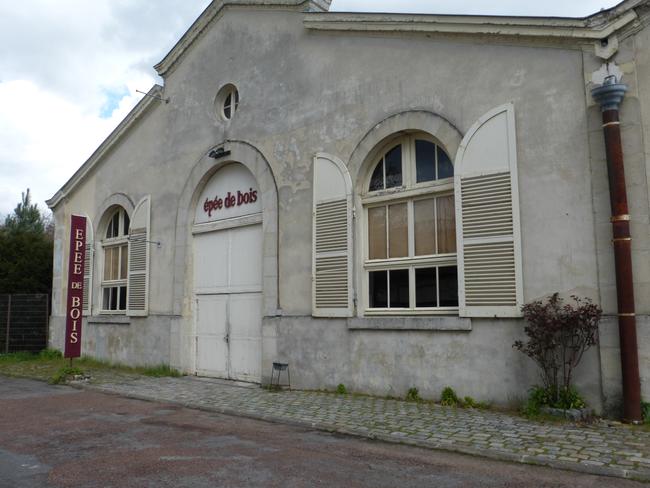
left=47, top=0, right=650, bottom=416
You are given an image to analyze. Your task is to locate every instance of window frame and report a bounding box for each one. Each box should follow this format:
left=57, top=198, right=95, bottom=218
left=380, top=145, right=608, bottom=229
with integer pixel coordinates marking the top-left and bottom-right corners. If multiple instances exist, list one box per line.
left=222, top=86, right=239, bottom=120
left=361, top=133, right=458, bottom=316
left=100, top=207, right=129, bottom=314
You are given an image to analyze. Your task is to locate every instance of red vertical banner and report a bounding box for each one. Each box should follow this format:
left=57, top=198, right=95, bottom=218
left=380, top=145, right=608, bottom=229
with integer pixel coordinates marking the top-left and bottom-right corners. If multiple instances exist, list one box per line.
left=64, top=215, right=86, bottom=358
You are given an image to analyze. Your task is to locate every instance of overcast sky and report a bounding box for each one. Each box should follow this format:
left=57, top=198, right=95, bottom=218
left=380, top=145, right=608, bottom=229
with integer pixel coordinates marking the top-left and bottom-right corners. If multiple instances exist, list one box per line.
left=0, top=0, right=622, bottom=217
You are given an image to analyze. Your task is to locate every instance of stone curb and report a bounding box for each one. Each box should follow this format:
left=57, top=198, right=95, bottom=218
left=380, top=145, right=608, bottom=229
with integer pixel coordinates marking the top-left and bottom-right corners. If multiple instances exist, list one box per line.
left=73, top=383, right=650, bottom=483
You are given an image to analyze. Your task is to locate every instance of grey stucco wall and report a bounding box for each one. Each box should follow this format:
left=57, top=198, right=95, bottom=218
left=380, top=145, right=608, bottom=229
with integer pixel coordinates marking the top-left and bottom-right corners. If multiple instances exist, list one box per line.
left=265, top=316, right=603, bottom=410
left=47, top=6, right=650, bottom=413
left=49, top=316, right=171, bottom=367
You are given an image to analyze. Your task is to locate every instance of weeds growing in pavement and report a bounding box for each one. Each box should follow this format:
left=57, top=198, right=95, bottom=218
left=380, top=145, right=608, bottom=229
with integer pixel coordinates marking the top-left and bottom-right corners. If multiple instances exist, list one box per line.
left=405, top=387, right=422, bottom=402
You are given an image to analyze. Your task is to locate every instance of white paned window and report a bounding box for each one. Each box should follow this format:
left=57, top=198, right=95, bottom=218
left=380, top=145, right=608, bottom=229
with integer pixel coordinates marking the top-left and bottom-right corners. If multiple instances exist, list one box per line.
left=363, top=134, right=458, bottom=315
left=101, top=207, right=129, bottom=313
left=223, top=86, right=239, bottom=120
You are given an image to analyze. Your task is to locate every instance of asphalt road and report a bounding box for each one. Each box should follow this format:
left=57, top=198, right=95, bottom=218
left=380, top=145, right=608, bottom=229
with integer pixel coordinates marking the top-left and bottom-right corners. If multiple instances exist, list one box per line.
left=0, top=376, right=644, bottom=487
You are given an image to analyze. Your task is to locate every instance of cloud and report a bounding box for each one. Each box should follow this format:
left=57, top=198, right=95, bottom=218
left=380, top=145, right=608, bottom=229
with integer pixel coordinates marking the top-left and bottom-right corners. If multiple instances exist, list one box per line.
left=0, top=0, right=623, bottom=215
left=330, top=0, right=621, bottom=17
left=0, top=0, right=211, bottom=215
left=0, top=79, right=145, bottom=213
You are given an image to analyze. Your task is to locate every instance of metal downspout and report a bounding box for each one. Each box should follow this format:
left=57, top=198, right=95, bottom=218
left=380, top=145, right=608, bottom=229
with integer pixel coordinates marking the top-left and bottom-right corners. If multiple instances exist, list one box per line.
left=591, top=75, right=642, bottom=423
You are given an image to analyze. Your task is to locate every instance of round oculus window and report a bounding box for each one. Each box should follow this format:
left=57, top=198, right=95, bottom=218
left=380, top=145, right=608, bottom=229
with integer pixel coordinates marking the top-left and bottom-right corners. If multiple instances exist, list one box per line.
left=216, top=84, right=239, bottom=121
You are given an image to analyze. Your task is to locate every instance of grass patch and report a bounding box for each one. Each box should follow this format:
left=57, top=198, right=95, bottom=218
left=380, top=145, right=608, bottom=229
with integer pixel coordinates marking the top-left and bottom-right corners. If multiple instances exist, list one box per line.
left=0, top=351, right=37, bottom=363
left=0, top=350, right=183, bottom=384
left=142, top=364, right=182, bottom=378
left=39, top=348, right=63, bottom=360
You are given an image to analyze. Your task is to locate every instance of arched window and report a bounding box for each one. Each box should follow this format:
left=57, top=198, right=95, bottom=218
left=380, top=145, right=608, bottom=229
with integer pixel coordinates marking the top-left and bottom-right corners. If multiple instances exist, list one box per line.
left=363, top=133, right=458, bottom=314
left=101, top=207, right=130, bottom=312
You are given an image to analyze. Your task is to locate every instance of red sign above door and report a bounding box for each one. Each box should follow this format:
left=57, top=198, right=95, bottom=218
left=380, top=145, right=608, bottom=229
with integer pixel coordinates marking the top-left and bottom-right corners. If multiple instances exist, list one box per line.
left=203, top=188, right=258, bottom=217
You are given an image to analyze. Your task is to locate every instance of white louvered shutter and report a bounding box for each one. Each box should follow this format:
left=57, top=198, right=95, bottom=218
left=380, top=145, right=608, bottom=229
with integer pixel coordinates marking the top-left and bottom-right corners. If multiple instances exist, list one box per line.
left=127, top=196, right=150, bottom=316
left=82, top=217, right=94, bottom=316
left=312, top=153, right=353, bottom=317
left=454, top=103, right=523, bottom=317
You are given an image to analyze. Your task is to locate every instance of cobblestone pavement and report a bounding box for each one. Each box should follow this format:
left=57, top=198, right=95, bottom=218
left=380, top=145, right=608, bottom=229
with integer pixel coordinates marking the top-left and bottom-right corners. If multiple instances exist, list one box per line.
left=80, top=376, right=650, bottom=482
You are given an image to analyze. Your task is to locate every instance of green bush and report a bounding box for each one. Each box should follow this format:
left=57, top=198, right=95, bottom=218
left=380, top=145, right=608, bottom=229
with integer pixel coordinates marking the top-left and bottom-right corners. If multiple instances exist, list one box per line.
left=461, top=396, right=490, bottom=409
left=523, top=385, right=586, bottom=416
left=557, top=386, right=586, bottom=410
left=405, top=387, right=421, bottom=402
left=336, top=383, right=347, bottom=394
left=440, top=386, right=459, bottom=407
left=49, top=366, right=84, bottom=385
left=642, top=401, right=650, bottom=424
left=514, top=293, right=600, bottom=407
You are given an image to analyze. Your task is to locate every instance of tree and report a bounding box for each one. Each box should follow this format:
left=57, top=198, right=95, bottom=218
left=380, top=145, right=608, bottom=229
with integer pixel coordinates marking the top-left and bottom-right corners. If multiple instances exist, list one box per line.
left=0, top=189, right=53, bottom=294
left=4, top=189, right=45, bottom=234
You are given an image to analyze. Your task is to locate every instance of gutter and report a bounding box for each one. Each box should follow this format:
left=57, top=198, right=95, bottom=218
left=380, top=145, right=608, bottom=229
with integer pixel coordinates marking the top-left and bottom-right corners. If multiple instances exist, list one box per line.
left=591, top=76, right=643, bottom=423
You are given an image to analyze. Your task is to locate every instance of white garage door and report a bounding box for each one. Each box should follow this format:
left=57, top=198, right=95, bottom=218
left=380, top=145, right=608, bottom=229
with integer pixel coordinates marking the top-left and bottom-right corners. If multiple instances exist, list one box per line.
left=193, top=223, right=263, bottom=382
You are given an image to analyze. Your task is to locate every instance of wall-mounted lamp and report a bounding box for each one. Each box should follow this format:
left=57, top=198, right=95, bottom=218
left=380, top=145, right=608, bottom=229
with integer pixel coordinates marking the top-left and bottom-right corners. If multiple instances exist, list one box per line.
left=208, top=147, right=231, bottom=159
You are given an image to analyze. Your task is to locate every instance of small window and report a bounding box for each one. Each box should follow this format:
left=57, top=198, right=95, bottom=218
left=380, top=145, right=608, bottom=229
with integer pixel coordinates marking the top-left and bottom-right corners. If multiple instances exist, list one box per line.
left=101, top=207, right=129, bottom=313
left=216, top=84, right=240, bottom=121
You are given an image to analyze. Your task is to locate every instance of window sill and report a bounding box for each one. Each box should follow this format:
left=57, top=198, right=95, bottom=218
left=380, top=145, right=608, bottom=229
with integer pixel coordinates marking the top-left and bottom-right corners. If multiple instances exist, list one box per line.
left=348, top=316, right=471, bottom=331
left=87, top=315, right=131, bottom=326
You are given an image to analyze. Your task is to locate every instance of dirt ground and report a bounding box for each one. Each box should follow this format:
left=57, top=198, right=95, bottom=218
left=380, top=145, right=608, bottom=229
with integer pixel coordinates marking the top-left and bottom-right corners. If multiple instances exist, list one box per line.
left=0, top=376, right=645, bottom=488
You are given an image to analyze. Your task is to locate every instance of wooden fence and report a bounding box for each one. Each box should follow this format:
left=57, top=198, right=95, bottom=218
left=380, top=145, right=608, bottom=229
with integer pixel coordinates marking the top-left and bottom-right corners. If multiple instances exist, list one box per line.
left=0, top=294, right=49, bottom=353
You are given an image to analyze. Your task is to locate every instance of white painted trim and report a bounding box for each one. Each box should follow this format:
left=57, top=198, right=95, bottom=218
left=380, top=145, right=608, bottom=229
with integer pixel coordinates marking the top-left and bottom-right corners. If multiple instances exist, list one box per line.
left=303, top=9, right=638, bottom=42
left=192, top=213, right=263, bottom=234
left=312, top=152, right=354, bottom=317
left=364, top=254, right=457, bottom=269
left=364, top=308, right=459, bottom=316
left=126, top=195, right=151, bottom=317
left=81, top=214, right=94, bottom=317
left=454, top=103, right=523, bottom=318
left=348, top=316, right=470, bottom=330
left=507, top=106, right=524, bottom=318
left=361, top=181, right=454, bottom=205
left=360, top=135, right=459, bottom=316
left=195, top=285, right=262, bottom=295
left=314, top=152, right=353, bottom=194
left=454, top=102, right=514, bottom=177
left=458, top=306, right=521, bottom=318
left=98, top=207, right=130, bottom=314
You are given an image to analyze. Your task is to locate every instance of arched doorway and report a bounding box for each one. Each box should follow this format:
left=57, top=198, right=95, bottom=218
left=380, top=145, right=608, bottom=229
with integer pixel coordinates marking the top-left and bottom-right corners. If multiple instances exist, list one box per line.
left=192, top=163, right=263, bottom=382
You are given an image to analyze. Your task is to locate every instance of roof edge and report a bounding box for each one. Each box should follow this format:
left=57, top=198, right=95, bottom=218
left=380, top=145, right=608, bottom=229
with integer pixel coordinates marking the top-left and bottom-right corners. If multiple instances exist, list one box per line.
left=154, top=0, right=331, bottom=78
left=303, top=8, right=640, bottom=42
left=46, top=85, right=164, bottom=210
